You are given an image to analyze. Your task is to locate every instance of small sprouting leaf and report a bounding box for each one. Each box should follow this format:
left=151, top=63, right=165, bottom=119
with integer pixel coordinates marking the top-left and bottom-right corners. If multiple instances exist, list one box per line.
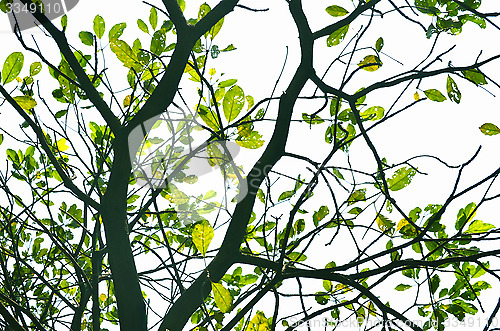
left=192, top=221, right=214, bottom=257
left=360, top=106, right=384, bottom=121
left=447, top=75, right=461, bottom=104
left=479, top=123, right=500, bottom=136
left=30, top=62, right=42, bottom=76
left=327, top=24, right=349, bottom=47
left=387, top=167, right=416, bottom=191
left=61, top=14, right=68, bottom=30
left=375, top=37, right=384, bottom=52
left=222, top=44, right=236, bottom=52
left=302, top=113, right=324, bottom=125
left=79, top=31, right=94, bottom=46
left=149, top=7, right=158, bottom=30
left=93, top=15, right=105, bottom=39
left=13, top=96, right=37, bottom=110
left=462, top=68, right=487, bottom=85
left=109, top=23, right=127, bottom=41
left=223, top=85, right=245, bottom=122
left=137, top=19, right=149, bottom=34
left=325, top=5, right=349, bottom=17
left=424, top=89, right=446, bottom=102
left=414, top=91, right=420, bottom=101
left=395, top=284, right=412, bottom=291
left=211, top=282, right=233, bottom=313
left=2, top=52, right=24, bottom=84
left=218, top=79, right=237, bottom=88
left=358, top=55, right=382, bottom=71
left=465, top=220, right=495, bottom=234
left=236, top=131, right=264, bottom=149
left=150, top=30, right=166, bottom=55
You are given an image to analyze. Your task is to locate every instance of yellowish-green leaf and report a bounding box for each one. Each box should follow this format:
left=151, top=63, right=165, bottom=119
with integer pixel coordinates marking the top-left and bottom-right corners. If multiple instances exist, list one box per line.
left=2, top=52, right=24, bottom=84
left=210, top=17, right=224, bottom=39
left=137, top=19, right=149, bottom=34
left=0, top=134, right=3, bottom=145
left=223, top=85, right=245, bottom=122
left=149, top=7, right=158, bottom=30
left=395, top=284, right=412, bottom=291
left=110, top=40, right=141, bottom=69
left=325, top=5, right=349, bottom=17
left=376, top=214, right=395, bottom=232
left=246, top=311, right=271, bottom=331
left=109, top=23, right=127, bottom=41
left=79, top=31, right=94, bottom=46
left=447, top=75, right=461, bottom=104
left=375, top=37, right=384, bottom=52
left=236, top=131, right=264, bottom=149
left=13, top=95, right=37, bottom=110
left=424, top=89, right=446, bottom=102
left=211, top=282, right=233, bottom=313
left=30, top=62, right=42, bottom=76
left=465, top=220, right=495, bottom=234
left=387, top=167, right=416, bottom=191
left=360, top=106, right=384, bottom=121
left=462, top=69, right=487, bottom=85
left=93, top=15, right=105, bottom=39
left=192, top=221, right=214, bottom=257
left=327, top=25, right=349, bottom=47
left=479, top=123, right=500, bottom=136
left=197, top=105, right=220, bottom=131
left=358, top=55, right=382, bottom=71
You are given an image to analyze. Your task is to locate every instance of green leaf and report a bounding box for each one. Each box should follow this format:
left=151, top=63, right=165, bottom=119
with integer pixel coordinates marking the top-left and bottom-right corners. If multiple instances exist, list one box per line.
left=192, top=221, right=214, bottom=257
left=109, top=23, right=127, bottom=41
left=347, top=189, right=366, bottom=205
left=375, top=37, right=384, bottom=52
left=358, top=55, right=382, bottom=71
left=376, top=214, right=395, bottom=232
left=424, top=89, right=446, bottom=102
left=30, top=62, right=42, bottom=76
left=387, top=167, right=416, bottom=191
left=137, top=19, right=149, bottom=34
left=462, top=69, right=487, bottom=85
left=110, top=40, right=140, bottom=69
left=395, top=284, right=412, bottom=291
left=455, top=202, right=476, bottom=231
left=278, top=190, right=294, bottom=202
left=209, top=18, right=224, bottom=39
left=327, top=24, right=349, bottom=47
left=79, top=31, right=94, bottom=46
left=479, top=123, right=500, bottom=136
left=465, top=220, right=495, bottom=234
left=360, top=106, right=384, bottom=121
left=2, top=52, right=24, bottom=84
left=302, top=113, right=324, bottom=125
left=211, top=282, right=233, bottom=313
left=13, top=96, right=37, bottom=110
left=288, top=252, right=307, bottom=262
left=149, top=7, right=158, bottom=30
left=222, top=44, right=236, bottom=52
left=223, top=85, right=245, bottom=122
left=93, top=15, right=105, bottom=39
left=198, top=2, right=211, bottom=20
left=447, top=75, right=461, bottom=104
left=0, top=134, right=3, bottom=145
left=177, top=0, right=186, bottom=11
left=236, top=131, right=264, bottom=149
left=197, top=105, right=220, bottom=131
left=218, top=79, right=237, bottom=88
left=313, top=206, right=329, bottom=226
left=430, top=274, right=440, bottom=294
left=150, top=30, right=166, bottom=56
left=61, top=14, right=68, bottom=30
left=325, top=5, right=349, bottom=17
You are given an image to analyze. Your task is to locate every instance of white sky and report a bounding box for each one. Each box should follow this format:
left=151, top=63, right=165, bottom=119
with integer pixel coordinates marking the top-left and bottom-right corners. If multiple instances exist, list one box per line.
left=1, top=0, right=500, bottom=330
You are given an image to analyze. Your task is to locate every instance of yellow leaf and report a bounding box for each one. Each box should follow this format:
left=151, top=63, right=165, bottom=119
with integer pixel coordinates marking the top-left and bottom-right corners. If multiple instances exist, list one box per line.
left=397, top=218, right=409, bottom=231
left=209, top=68, right=216, bottom=76
left=99, top=293, right=106, bottom=302
left=246, top=311, right=271, bottom=331
left=211, top=282, right=233, bottom=313
left=13, top=95, right=37, bottom=110
left=123, top=95, right=131, bottom=107
left=358, top=55, right=382, bottom=72
left=192, top=221, right=214, bottom=257
left=56, top=138, right=69, bottom=152
left=414, top=92, right=420, bottom=101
